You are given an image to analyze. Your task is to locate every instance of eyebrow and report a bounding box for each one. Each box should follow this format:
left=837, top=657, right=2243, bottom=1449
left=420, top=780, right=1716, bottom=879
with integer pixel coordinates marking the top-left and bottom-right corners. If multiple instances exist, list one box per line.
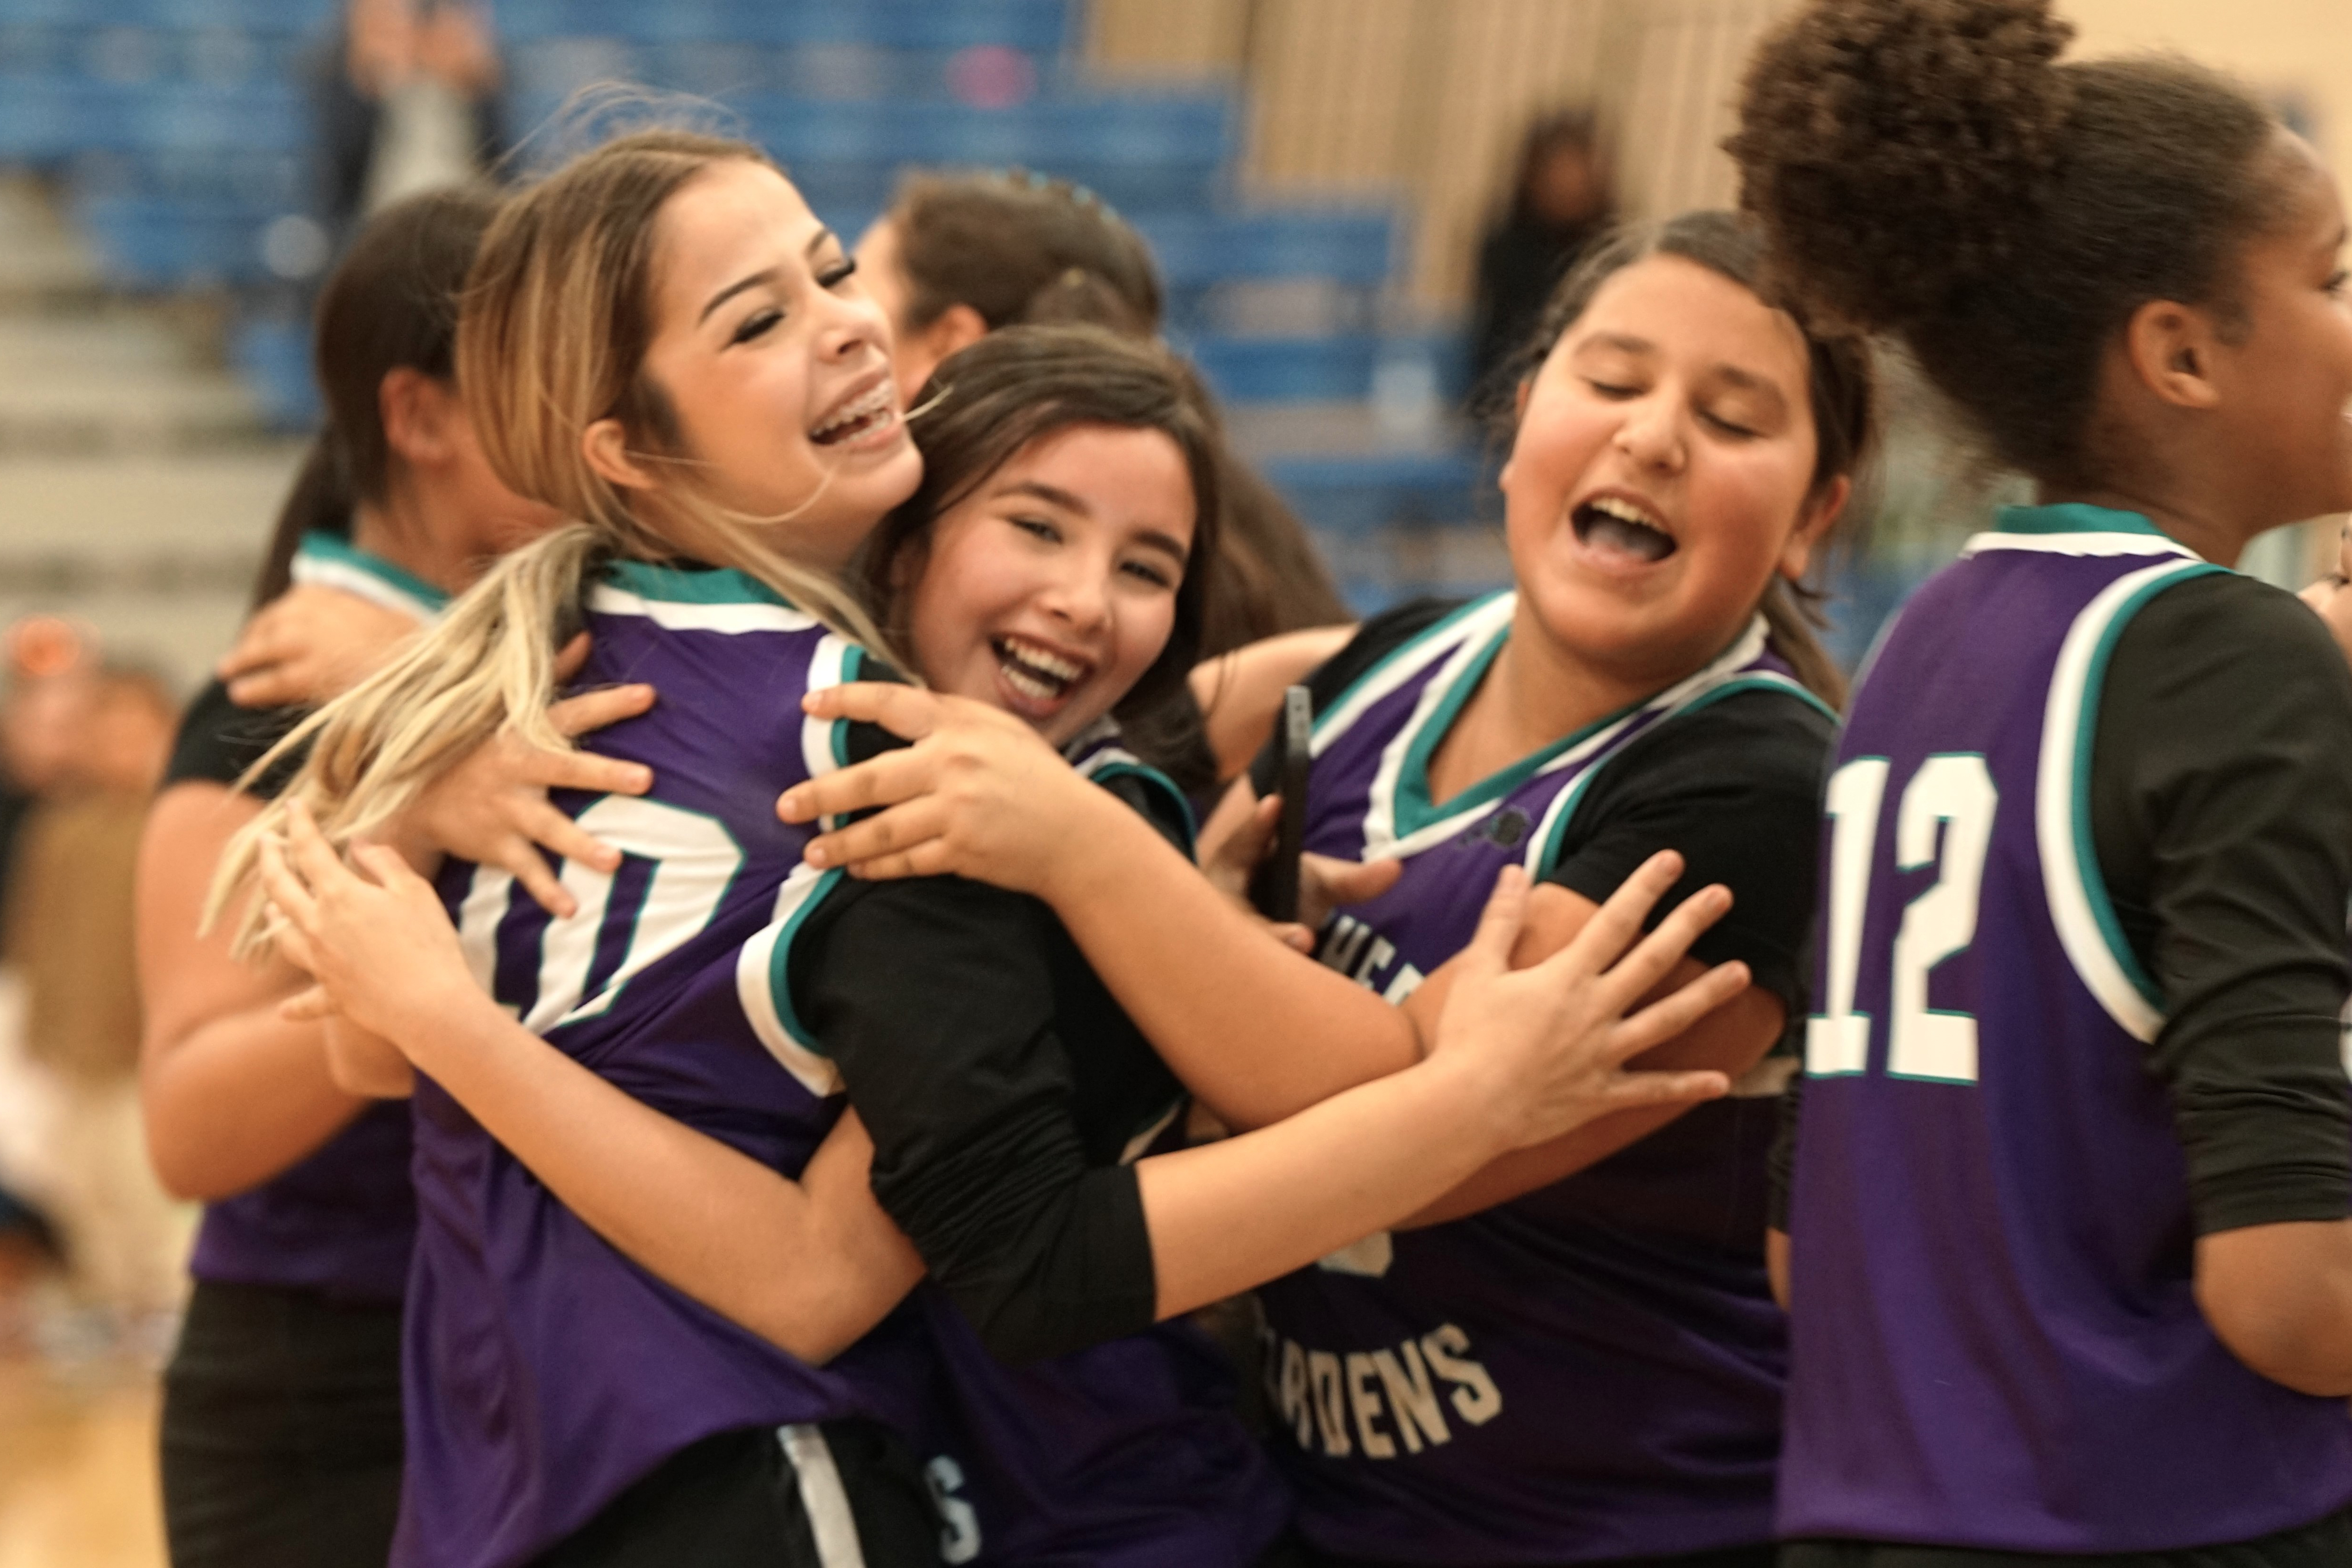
left=697, top=228, right=841, bottom=324
left=998, top=480, right=1192, bottom=562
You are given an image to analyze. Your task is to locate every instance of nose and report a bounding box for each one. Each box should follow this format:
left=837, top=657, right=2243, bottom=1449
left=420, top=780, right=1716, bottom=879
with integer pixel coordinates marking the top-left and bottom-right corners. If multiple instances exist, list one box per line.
left=812, top=284, right=890, bottom=366
left=1613, top=391, right=1687, bottom=474
left=1039, top=553, right=1113, bottom=637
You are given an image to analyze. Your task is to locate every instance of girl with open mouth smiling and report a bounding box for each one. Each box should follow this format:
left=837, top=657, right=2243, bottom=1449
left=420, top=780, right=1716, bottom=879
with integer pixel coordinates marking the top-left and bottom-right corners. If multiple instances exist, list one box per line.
left=223, top=155, right=1743, bottom=1568
left=773, top=208, right=1874, bottom=1568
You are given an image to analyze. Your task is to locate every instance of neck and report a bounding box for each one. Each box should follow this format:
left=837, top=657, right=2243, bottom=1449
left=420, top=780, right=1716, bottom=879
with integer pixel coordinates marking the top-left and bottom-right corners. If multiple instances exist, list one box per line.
left=1429, top=598, right=1667, bottom=801
left=2035, top=480, right=2266, bottom=568
left=348, top=488, right=478, bottom=595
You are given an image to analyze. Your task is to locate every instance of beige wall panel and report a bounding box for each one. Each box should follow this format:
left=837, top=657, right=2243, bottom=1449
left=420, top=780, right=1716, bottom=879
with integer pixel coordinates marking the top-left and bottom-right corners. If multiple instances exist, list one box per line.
left=1086, top=0, right=1251, bottom=78
left=2056, top=0, right=2352, bottom=208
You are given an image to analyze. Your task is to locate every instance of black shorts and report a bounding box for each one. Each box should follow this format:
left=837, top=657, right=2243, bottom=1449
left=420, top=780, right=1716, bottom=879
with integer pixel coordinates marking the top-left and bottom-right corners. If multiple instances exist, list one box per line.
left=1295, top=1541, right=1776, bottom=1568
left=159, top=1278, right=405, bottom=1568
left=1780, top=1505, right=2352, bottom=1568
left=534, top=1419, right=945, bottom=1568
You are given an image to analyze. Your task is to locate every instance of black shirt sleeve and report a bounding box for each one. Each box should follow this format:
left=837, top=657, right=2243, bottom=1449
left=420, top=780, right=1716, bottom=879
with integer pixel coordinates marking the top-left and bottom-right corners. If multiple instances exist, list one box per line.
left=162, top=680, right=309, bottom=798
left=1543, top=690, right=1836, bottom=1019
left=2090, top=571, right=2352, bottom=1235
left=790, top=877, right=1159, bottom=1364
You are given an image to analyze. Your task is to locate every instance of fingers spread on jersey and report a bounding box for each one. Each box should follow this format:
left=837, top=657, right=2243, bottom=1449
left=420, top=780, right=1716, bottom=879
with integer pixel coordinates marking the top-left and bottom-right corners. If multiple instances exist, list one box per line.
left=798, top=680, right=951, bottom=738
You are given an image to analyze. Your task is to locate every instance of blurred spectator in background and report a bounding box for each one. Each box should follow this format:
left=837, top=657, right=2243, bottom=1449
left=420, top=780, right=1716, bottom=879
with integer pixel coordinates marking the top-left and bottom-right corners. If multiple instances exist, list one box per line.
left=1468, top=108, right=1616, bottom=406
left=2, top=662, right=188, bottom=1352
left=857, top=170, right=1351, bottom=661
left=314, top=0, right=507, bottom=238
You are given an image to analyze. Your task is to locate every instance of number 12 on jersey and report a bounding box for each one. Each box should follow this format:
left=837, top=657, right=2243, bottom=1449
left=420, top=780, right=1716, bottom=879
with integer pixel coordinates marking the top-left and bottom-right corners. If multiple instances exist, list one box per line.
left=1807, top=753, right=1999, bottom=1085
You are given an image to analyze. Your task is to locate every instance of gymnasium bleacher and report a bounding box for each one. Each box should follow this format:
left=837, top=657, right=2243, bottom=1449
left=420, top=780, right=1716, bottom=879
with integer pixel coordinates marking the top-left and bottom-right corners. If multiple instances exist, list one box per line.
left=0, top=0, right=1494, bottom=616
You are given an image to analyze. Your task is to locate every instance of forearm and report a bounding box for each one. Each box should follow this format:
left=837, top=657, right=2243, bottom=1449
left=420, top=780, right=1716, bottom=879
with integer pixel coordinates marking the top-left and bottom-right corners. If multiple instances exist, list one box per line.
left=142, top=1007, right=368, bottom=1200
left=1042, top=792, right=1420, bottom=1129
left=1139, top=1055, right=1506, bottom=1316
left=402, top=994, right=920, bottom=1363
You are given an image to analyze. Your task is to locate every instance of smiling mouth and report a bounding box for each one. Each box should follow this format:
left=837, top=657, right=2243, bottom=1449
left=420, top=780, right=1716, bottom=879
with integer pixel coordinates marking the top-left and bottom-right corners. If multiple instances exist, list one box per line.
left=993, top=634, right=1091, bottom=705
left=810, top=382, right=895, bottom=445
left=1572, top=494, right=1677, bottom=563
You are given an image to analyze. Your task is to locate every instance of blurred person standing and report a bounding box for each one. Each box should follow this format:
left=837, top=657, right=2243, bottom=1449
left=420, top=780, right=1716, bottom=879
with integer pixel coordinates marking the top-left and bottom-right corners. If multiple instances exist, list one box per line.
left=2, top=663, right=190, bottom=1349
left=1468, top=110, right=1616, bottom=407
left=314, top=0, right=507, bottom=238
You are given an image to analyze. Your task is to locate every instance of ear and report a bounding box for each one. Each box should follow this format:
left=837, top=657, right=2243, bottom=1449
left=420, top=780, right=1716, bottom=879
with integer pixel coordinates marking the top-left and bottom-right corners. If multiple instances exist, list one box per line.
left=922, top=303, right=989, bottom=364
left=378, top=368, right=456, bottom=467
left=1778, top=473, right=1852, bottom=582
left=581, top=418, right=658, bottom=492
left=2122, top=298, right=2226, bottom=412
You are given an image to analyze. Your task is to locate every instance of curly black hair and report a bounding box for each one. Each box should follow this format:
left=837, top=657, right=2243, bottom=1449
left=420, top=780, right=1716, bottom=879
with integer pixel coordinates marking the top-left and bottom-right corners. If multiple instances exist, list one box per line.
left=1726, top=0, right=2296, bottom=489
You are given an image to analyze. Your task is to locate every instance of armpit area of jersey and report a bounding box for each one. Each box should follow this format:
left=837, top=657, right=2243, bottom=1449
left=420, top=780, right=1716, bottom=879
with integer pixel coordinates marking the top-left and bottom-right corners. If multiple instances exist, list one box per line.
left=2091, top=571, right=2352, bottom=1235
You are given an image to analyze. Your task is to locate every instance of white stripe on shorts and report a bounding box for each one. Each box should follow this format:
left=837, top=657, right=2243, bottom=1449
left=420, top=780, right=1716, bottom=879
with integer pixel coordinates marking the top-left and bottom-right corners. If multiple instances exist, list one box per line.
left=778, top=1423, right=868, bottom=1568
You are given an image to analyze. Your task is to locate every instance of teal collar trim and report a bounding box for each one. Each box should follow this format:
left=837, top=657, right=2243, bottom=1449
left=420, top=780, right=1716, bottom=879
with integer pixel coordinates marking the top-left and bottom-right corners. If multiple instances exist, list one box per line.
left=1391, top=614, right=1637, bottom=839
left=602, top=559, right=796, bottom=609
left=1992, top=503, right=2170, bottom=539
left=291, top=531, right=450, bottom=618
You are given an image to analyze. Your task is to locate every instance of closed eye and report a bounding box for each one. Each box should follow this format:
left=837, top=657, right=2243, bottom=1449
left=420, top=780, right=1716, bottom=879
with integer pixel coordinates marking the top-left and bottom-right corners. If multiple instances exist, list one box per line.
left=818, top=256, right=859, bottom=290
left=1584, top=379, right=1640, bottom=399
left=730, top=308, right=782, bottom=346
left=1009, top=514, right=1062, bottom=544
left=2327, top=268, right=2349, bottom=298
left=1700, top=408, right=1760, bottom=439
left=1120, top=558, right=1176, bottom=589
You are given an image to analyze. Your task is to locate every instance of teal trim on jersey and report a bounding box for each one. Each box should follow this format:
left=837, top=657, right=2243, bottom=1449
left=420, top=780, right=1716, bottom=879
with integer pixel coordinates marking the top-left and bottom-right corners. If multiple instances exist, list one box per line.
left=830, top=645, right=868, bottom=770
left=1392, top=614, right=1640, bottom=840
left=1993, top=503, right=2171, bottom=540
left=1086, top=760, right=1198, bottom=857
left=1310, top=593, right=1506, bottom=749
left=765, top=867, right=849, bottom=1053
left=295, top=531, right=450, bottom=611
left=2068, top=560, right=2230, bottom=1013
left=602, top=559, right=797, bottom=608
left=1524, top=673, right=1828, bottom=878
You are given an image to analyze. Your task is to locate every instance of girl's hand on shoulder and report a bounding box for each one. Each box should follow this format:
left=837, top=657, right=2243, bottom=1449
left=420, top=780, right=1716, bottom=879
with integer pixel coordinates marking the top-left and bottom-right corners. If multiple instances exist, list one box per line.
left=1429, top=855, right=1746, bottom=1151
left=219, top=584, right=424, bottom=708
left=781, top=684, right=1106, bottom=894
left=259, top=799, right=488, bottom=1052
left=397, top=634, right=656, bottom=915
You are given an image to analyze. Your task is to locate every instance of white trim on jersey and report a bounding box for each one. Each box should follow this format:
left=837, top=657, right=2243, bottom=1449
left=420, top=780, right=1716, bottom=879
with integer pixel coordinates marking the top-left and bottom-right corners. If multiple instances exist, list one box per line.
left=778, top=1423, right=870, bottom=1568
left=738, top=864, right=848, bottom=1096
left=1512, top=621, right=1784, bottom=875
left=587, top=584, right=825, bottom=636
left=454, top=865, right=516, bottom=997
left=2035, top=558, right=2210, bottom=1042
left=1961, top=531, right=2201, bottom=561
left=1118, top=1099, right=1184, bottom=1165
left=288, top=554, right=444, bottom=623
left=1312, top=594, right=1515, bottom=761
left=799, top=634, right=860, bottom=804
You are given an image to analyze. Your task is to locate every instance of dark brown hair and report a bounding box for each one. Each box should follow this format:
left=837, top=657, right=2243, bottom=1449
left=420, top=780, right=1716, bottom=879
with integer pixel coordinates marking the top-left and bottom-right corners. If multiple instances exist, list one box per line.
left=860, top=326, right=1223, bottom=777
left=887, top=170, right=1163, bottom=337
left=249, top=185, right=503, bottom=609
left=1509, top=208, right=1878, bottom=707
left=1728, top=0, right=2291, bottom=489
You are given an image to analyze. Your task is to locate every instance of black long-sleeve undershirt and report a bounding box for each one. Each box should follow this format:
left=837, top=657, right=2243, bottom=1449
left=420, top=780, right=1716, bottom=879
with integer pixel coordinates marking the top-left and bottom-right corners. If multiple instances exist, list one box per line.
left=1774, top=571, right=2352, bottom=1236
left=785, top=772, right=1187, bottom=1366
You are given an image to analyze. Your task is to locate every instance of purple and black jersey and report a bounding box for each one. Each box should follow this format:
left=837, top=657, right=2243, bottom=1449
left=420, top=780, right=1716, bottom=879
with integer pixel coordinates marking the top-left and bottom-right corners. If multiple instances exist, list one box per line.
left=1257, top=592, right=1824, bottom=1563
left=171, top=532, right=447, bottom=1305
left=394, top=562, right=930, bottom=1568
left=1780, top=504, right=2352, bottom=1552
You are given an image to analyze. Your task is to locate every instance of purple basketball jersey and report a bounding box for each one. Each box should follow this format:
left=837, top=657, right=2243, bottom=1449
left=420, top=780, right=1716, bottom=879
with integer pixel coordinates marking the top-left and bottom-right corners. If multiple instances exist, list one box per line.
left=190, top=533, right=444, bottom=1304
left=1780, top=504, right=2352, bottom=1551
left=394, top=562, right=932, bottom=1568
left=1257, top=592, right=1820, bottom=1563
